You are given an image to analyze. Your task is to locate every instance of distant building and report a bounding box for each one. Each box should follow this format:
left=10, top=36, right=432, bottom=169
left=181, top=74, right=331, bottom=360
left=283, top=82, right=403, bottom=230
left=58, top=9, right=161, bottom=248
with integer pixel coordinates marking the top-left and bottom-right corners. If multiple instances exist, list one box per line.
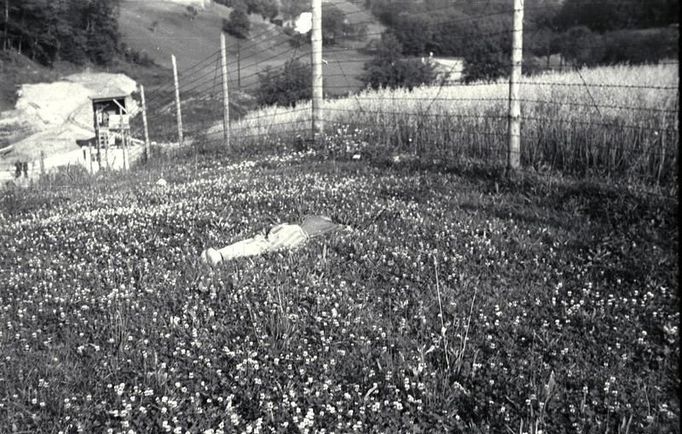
left=420, top=54, right=465, bottom=84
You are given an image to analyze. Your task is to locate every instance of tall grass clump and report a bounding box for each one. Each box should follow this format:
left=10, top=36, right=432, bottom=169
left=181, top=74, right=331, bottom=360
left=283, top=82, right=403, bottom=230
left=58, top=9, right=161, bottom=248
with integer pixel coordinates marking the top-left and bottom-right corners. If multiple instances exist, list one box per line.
left=223, top=63, right=678, bottom=188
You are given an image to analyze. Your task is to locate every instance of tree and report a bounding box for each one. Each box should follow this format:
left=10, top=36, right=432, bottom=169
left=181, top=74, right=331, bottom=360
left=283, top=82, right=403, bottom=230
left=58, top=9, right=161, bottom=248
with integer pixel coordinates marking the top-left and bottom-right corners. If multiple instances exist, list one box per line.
left=83, top=0, right=120, bottom=65
left=322, top=5, right=347, bottom=45
left=554, top=0, right=679, bottom=32
left=223, top=4, right=250, bottom=39
left=362, top=33, right=436, bottom=90
left=245, top=0, right=278, bottom=20
left=2, top=0, right=120, bottom=65
left=554, top=26, right=604, bottom=67
left=322, top=5, right=365, bottom=45
left=256, top=59, right=311, bottom=107
left=392, top=13, right=436, bottom=55
left=280, top=0, right=308, bottom=20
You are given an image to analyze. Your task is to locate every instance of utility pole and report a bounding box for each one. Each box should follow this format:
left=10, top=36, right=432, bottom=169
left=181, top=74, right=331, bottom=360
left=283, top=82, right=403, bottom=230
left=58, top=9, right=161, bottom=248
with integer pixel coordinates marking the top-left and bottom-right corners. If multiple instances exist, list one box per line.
left=140, top=85, right=151, bottom=161
left=311, top=0, right=323, bottom=140
left=507, top=0, right=524, bottom=171
left=172, top=54, right=184, bottom=146
left=220, top=33, right=230, bottom=148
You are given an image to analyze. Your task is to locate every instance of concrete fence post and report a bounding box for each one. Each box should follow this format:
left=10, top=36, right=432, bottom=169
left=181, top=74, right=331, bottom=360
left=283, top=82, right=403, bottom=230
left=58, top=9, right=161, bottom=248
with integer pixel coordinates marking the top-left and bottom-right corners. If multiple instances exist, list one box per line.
left=220, top=33, right=231, bottom=149
left=140, top=84, right=151, bottom=162
left=172, top=54, right=184, bottom=146
left=311, top=0, right=324, bottom=141
left=507, top=0, right=524, bottom=171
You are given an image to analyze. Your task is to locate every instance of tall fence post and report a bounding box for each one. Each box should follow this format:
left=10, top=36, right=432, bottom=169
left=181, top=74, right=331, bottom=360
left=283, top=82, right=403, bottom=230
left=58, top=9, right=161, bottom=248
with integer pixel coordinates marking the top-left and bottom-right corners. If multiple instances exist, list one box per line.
left=220, top=33, right=230, bottom=149
left=311, top=0, right=324, bottom=140
left=140, top=84, right=151, bottom=162
left=172, top=54, right=184, bottom=146
left=507, top=0, right=524, bottom=171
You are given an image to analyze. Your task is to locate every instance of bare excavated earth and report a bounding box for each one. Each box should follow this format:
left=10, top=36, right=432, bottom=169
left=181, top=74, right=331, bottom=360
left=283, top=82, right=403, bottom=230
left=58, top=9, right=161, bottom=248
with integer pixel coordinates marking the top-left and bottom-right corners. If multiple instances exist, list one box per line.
left=0, top=73, right=138, bottom=163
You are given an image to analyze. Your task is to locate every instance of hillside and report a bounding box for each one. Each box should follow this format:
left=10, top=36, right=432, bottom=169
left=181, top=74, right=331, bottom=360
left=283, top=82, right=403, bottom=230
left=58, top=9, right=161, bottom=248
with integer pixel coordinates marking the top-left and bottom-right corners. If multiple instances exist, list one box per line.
left=118, top=0, right=380, bottom=95
left=119, top=0, right=286, bottom=77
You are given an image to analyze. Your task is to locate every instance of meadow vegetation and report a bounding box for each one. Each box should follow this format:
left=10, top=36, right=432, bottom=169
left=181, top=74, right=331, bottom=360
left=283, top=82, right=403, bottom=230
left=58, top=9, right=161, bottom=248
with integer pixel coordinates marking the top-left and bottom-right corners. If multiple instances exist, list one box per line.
left=0, top=144, right=678, bottom=432
left=223, top=63, right=679, bottom=188
left=0, top=17, right=678, bottom=430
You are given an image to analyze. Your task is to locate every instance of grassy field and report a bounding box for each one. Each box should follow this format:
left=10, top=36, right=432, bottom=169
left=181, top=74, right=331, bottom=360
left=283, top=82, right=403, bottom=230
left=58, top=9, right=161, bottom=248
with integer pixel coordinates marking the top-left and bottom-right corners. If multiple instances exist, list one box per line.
left=216, top=63, right=678, bottom=187
left=0, top=144, right=678, bottom=432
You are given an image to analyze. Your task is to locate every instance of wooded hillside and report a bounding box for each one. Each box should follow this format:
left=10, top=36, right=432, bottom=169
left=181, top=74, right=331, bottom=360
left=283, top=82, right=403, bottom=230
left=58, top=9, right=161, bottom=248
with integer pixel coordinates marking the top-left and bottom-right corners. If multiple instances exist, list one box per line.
left=363, top=0, right=679, bottom=82
left=1, top=0, right=121, bottom=66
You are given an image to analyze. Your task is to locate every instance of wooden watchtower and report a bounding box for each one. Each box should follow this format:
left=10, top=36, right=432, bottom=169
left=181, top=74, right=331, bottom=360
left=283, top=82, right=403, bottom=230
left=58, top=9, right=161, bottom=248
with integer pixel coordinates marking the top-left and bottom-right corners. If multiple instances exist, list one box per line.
left=90, top=89, right=133, bottom=171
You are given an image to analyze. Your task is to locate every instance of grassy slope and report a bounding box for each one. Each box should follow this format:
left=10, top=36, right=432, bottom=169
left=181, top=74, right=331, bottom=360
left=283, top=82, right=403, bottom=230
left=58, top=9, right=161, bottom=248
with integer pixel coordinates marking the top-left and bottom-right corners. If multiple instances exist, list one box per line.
left=0, top=149, right=678, bottom=432
left=119, top=0, right=376, bottom=95
left=118, top=0, right=380, bottom=142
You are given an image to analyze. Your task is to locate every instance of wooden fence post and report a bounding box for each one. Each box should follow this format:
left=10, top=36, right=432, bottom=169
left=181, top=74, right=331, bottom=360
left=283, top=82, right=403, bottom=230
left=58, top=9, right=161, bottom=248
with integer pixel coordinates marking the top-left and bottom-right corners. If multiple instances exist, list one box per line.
left=104, top=131, right=110, bottom=171
left=120, top=114, right=128, bottom=171
left=507, top=0, right=524, bottom=171
left=93, top=108, right=101, bottom=172
left=311, top=0, right=324, bottom=140
left=140, top=84, right=151, bottom=162
left=89, top=143, right=93, bottom=174
left=172, top=54, right=184, bottom=146
left=220, top=33, right=230, bottom=149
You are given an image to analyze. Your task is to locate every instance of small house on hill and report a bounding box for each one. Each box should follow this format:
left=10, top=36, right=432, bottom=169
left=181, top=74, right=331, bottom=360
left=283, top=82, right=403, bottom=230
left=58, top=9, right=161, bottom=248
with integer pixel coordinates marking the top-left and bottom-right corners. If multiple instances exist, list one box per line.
left=420, top=55, right=465, bottom=84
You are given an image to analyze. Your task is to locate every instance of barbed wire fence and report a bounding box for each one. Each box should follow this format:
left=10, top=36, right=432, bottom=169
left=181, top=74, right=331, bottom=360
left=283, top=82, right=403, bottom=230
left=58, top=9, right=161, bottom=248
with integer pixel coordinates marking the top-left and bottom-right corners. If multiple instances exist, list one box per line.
left=128, top=0, right=678, bottom=194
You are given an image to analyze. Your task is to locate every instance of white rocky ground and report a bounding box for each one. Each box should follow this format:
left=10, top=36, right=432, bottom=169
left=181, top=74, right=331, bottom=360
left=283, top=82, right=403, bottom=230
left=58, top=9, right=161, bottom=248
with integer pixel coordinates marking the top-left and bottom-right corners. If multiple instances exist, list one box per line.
left=0, top=73, right=138, bottom=162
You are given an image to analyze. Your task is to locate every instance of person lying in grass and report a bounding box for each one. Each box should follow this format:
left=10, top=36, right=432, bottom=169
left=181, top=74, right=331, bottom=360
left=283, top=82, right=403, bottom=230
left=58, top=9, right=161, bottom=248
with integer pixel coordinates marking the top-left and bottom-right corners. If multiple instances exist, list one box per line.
left=200, top=215, right=345, bottom=266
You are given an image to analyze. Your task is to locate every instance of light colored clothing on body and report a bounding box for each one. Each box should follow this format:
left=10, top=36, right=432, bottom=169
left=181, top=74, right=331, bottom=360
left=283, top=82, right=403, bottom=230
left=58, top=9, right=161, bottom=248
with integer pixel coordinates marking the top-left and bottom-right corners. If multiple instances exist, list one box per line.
left=201, top=215, right=343, bottom=266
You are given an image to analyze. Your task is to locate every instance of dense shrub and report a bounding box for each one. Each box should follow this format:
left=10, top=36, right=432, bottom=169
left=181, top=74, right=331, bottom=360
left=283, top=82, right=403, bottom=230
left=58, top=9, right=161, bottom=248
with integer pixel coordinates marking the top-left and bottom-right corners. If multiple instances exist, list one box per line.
left=256, top=59, right=311, bottom=107
left=322, top=5, right=367, bottom=46
left=555, top=26, right=679, bottom=67
left=223, top=6, right=251, bottom=39
left=362, top=33, right=437, bottom=90
left=554, top=0, right=679, bottom=32
left=121, top=44, right=155, bottom=67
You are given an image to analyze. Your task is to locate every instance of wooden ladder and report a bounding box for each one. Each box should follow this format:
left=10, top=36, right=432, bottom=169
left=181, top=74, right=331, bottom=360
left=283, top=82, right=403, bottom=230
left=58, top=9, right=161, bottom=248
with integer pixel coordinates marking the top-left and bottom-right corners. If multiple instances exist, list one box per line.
left=98, top=131, right=108, bottom=149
